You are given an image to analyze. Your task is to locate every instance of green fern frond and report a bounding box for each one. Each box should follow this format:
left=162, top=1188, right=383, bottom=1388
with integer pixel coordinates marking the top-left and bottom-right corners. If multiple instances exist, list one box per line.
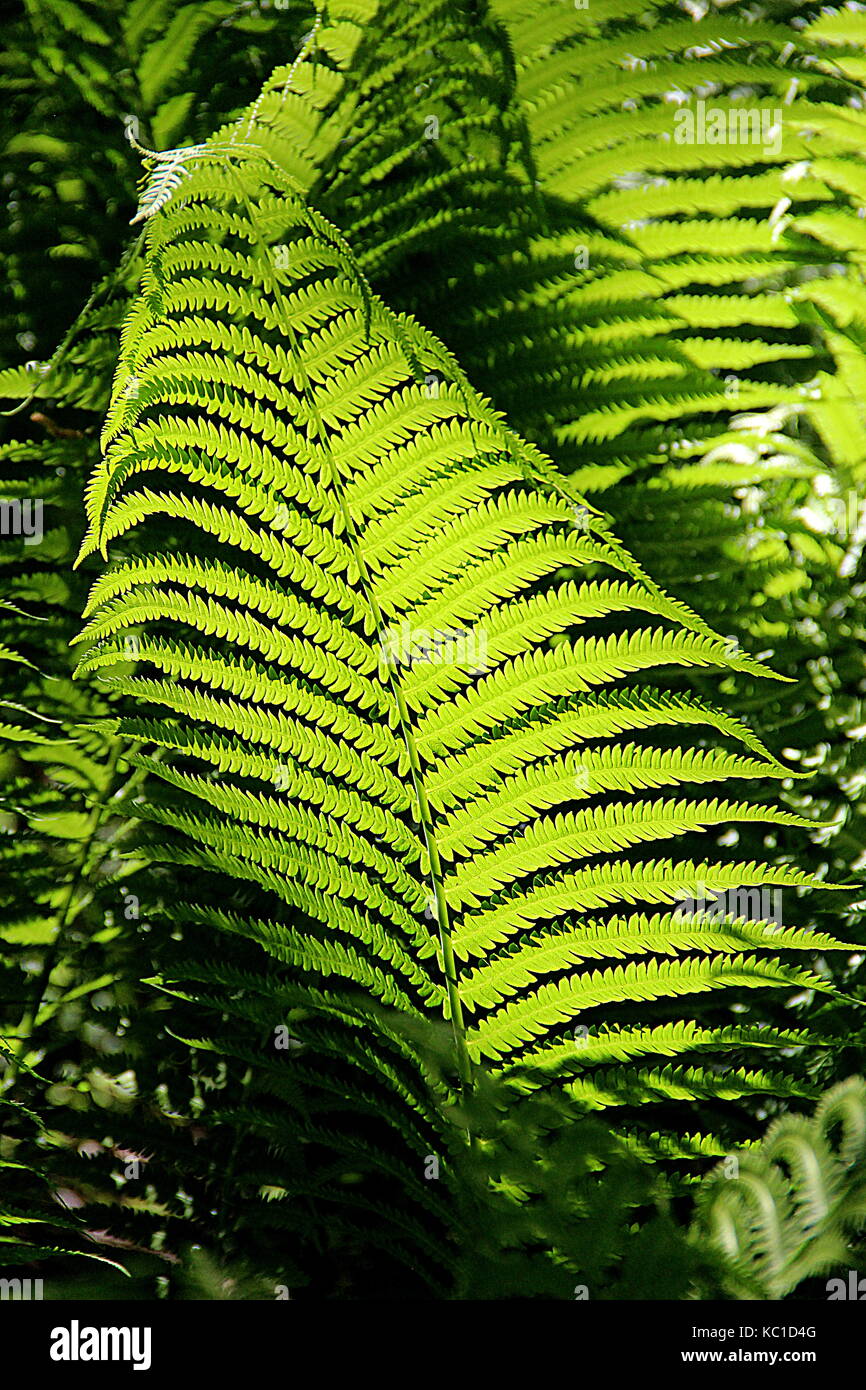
left=72, top=136, right=846, bottom=1155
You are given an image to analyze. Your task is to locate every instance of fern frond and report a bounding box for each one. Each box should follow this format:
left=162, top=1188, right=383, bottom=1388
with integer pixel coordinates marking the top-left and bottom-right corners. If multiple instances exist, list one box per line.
left=73, top=138, right=845, bottom=1157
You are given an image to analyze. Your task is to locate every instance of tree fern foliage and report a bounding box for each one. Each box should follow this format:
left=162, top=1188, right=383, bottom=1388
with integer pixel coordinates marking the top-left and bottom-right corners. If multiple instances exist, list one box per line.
left=1, top=0, right=865, bottom=1300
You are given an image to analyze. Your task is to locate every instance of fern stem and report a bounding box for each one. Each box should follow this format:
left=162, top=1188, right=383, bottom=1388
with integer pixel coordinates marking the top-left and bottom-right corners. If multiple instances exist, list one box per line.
left=303, top=395, right=474, bottom=1093
left=226, top=166, right=475, bottom=1096
left=334, top=499, right=474, bottom=1094
left=314, top=428, right=474, bottom=1091
left=242, top=2, right=326, bottom=140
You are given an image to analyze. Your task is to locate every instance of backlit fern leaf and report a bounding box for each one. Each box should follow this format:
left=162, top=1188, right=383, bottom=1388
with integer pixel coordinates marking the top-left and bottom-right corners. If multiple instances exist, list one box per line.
left=71, top=137, right=847, bottom=1169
